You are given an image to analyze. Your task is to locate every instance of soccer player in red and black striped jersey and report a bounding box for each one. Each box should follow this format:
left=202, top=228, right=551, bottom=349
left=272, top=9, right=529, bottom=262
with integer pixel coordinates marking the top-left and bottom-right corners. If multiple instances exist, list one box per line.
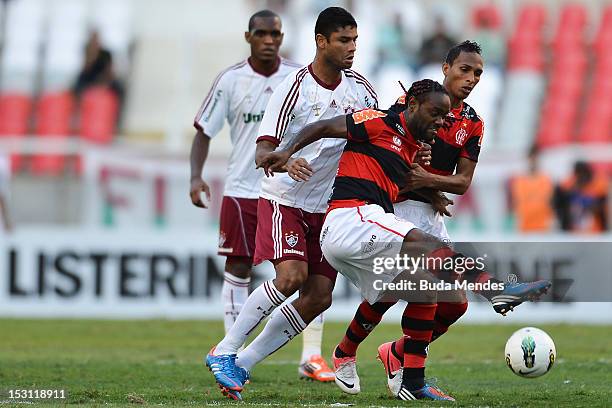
left=258, top=78, right=551, bottom=401
left=327, top=41, right=549, bottom=399
left=331, top=40, right=486, bottom=395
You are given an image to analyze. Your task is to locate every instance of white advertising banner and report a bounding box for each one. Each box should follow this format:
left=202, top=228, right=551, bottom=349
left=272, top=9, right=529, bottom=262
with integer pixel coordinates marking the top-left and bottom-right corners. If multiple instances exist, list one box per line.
left=1, top=228, right=611, bottom=323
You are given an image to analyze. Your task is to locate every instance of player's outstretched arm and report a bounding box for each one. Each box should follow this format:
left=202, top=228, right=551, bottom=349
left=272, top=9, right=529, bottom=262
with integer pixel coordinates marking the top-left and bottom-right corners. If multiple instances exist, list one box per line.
left=256, top=115, right=347, bottom=177
left=189, top=129, right=212, bottom=208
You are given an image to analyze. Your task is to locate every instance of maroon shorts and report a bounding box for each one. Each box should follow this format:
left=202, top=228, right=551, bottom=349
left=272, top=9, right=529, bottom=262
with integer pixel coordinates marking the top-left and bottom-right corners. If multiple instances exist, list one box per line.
left=218, top=196, right=258, bottom=259
left=254, top=198, right=337, bottom=282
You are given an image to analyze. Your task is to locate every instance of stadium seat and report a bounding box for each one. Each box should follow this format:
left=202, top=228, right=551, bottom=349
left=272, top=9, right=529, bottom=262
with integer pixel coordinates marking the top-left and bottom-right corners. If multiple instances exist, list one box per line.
left=536, top=120, right=573, bottom=148
left=507, top=5, right=546, bottom=73
left=79, top=86, right=119, bottom=144
left=0, top=94, right=32, bottom=135
left=557, top=4, right=587, bottom=29
left=31, top=92, right=75, bottom=175
left=507, top=52, right=544, bottom=72
left=471, top=4, right=502, bottom=29
left=516, top=4, right=547, bottom=29
left=0, top=93, right=32, bottom=171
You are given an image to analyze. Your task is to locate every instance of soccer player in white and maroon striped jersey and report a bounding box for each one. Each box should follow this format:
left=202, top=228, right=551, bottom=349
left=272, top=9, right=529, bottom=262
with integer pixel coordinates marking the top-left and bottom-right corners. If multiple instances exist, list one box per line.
left=206, top=7, right=378, bottom=400
left=190, top=10, right=331, bottom=388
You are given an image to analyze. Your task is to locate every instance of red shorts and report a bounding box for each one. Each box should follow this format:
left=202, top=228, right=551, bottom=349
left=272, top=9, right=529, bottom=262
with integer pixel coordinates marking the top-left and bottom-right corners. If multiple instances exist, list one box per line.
left=218, top=196, right=258, bottom=259
left=254, top=198, right=337, bottom=282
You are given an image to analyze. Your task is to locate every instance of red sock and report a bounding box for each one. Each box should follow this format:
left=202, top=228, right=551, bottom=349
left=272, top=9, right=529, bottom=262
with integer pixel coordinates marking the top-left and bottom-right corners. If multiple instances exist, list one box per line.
left=431, top=301, right=468, bottom=342
left=337, top=301, right=395, bottom=357
left=401, top=303, right=437, bottom=369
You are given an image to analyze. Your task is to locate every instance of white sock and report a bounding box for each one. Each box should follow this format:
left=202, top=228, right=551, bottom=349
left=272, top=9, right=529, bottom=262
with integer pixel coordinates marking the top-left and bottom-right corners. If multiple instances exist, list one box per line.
left=222, top=272, right=251, bottom=334
left=215, top=280, right=286, bottom=355
left=301, top=312, right=324, bottom=363
left=236, top=303, right=306, bottom=371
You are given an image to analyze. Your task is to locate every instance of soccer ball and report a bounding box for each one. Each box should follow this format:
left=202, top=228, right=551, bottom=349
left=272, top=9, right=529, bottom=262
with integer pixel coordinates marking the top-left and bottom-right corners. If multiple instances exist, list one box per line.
left=504, top=327, right=556, bottom=378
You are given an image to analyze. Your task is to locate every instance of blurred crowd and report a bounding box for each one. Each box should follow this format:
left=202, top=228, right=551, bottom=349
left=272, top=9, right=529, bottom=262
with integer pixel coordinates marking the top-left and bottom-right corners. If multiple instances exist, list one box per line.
left=509, top=148, right=609, bottom=234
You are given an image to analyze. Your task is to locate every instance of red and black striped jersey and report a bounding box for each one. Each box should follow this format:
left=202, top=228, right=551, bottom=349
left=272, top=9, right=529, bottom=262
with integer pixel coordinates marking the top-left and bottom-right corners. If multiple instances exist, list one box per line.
left=390, top=95, right=484, bottom=203
left=328, top=108, right=421, bottom=213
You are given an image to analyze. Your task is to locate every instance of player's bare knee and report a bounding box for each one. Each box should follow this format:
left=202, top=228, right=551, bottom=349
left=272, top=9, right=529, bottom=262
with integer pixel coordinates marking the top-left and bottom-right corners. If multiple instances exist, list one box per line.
left=273, top=264, right=308, bottom=296
left=225, top=257, right=252, bottom=279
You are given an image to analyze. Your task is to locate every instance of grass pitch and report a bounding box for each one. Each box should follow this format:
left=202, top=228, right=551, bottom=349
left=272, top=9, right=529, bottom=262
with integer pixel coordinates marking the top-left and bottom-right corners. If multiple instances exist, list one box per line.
left=0, top=319, right=610, bottom=407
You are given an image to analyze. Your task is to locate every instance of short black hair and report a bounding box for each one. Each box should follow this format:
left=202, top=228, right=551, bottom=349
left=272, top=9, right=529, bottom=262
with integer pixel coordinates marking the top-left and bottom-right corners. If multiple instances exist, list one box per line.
left=248, top=10, right=280, bottom=31
left=315, top=7, right=356, bottom=39
left=407, top=79, right=448, bottom=104
left=445, top=40, right=482, bottom=65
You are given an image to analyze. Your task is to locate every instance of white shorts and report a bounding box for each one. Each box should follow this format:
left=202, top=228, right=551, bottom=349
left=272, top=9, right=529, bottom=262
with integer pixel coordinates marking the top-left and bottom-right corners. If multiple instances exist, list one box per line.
left=393, top=199, right=451, bottom=242
left=320, top=204, right=416, bottom=304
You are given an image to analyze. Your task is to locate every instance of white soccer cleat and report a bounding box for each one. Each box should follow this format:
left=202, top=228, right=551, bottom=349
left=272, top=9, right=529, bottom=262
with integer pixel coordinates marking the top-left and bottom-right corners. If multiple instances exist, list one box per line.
left=376, top=341, right=403, bottom=396
left=332, top=346, right=360, bottom=394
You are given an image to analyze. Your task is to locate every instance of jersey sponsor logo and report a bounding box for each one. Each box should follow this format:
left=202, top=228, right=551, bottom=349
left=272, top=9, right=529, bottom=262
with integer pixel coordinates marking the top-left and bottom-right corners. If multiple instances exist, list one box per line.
left=455, top=127, right=468, bottom=145
left=264, top=86, right=274, bottom=94
left=243, top=110, right=265, bottom=124
left=330, top=99, right=338, bottom=109
left=395, top=123, right=406, bottom=136
left=283, top=248, right=305, bottom=256
left=352, top=109, right=387, bottom=124
left=285, top=231, right=299, bottom=247
left=362, top=234, right=378, bottom=254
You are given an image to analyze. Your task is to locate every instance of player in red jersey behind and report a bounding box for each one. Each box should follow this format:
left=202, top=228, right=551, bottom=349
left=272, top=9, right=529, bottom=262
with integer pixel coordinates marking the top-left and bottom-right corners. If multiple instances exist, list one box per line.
left=259, top=79, right=551, bottom=401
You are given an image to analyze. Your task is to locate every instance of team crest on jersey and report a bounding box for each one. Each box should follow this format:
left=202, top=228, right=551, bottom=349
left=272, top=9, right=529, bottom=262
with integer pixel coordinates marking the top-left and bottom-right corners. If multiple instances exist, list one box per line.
left=455, top=127, right=468, bottom=144
left=352, top=109, right=387, bottom=124
left=393, top=136, right=402, bottom=146
left=312, top=104, right=322, bottom=116
left=285, top=231, right=299, bottom=247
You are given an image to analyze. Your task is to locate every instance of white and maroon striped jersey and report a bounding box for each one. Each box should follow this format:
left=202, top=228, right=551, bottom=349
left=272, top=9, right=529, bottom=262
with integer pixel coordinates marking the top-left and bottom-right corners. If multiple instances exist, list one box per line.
left=194, top=57, right=302, bottom=199
left=257, top=65, right=378, bottom=213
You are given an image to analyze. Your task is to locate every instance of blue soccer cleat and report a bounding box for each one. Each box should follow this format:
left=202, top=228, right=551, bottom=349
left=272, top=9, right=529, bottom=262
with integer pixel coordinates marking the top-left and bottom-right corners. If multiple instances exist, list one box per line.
left=218, top=384, right=242, bottom=401
left=491, top=280, right=552, bottom=315
left=397, top=383, right=456, bottom=401
left=205, top=347, right=250, bottom=392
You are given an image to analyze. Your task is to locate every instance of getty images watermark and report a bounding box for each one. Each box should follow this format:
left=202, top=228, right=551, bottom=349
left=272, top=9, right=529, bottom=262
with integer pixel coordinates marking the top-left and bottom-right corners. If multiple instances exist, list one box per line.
left=371, top=252, right=506, bottom=292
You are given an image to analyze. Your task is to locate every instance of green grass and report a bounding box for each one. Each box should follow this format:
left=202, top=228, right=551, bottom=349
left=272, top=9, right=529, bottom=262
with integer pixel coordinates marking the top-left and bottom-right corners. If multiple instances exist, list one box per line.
left=0, top=319, right=610, bottom=407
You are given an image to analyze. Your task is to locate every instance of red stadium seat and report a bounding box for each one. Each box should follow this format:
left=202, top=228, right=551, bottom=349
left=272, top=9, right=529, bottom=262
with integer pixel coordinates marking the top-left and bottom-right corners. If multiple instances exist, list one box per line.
left=507, top=5, right=546, bottom=72
left=471, top=4, right=502, bottom=29
left=0, top=93, right=32, bottom=135
left=31, top=92, right=75, bottom=175
left=558, top=4, right=587, bottom=29
left=0, top=93, right=33, bottom=171
left=506, top=47, right=544, bottom=71
left=35, top=92, right=74, bottom=135
left=536, top=121, right=573, bottom=148
left=516, top=4, right=547, bottom=29
left=79, top=86, right=119, bottom=144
